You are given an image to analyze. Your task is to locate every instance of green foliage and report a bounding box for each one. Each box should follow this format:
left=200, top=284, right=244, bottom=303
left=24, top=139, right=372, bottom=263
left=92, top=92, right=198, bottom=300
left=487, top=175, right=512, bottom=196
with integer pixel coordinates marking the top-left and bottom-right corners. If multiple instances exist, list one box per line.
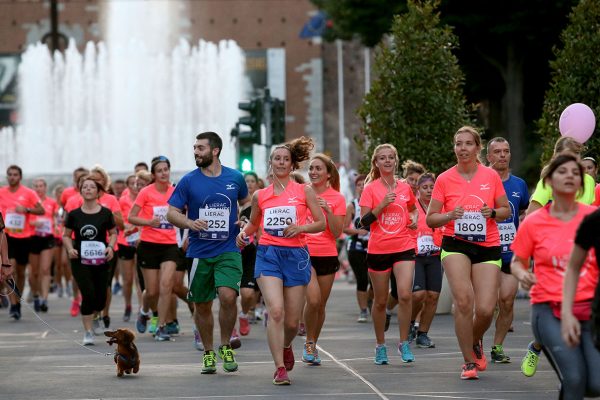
left=357, top=0, right=472, bottom=174
left=537, top=0, right=600, bottom=165
left=311, top=0, right=406, bottom=47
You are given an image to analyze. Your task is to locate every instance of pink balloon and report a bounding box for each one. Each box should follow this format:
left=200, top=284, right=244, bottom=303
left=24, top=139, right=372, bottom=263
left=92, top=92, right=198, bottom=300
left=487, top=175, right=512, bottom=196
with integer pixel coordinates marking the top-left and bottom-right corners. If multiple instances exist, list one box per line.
left=559, top=103, right=596, bottom=143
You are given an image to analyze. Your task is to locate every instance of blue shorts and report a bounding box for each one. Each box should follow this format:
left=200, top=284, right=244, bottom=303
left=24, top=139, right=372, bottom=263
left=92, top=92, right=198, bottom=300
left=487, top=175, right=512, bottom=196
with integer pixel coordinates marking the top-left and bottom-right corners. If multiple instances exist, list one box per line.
left=254, top=245, right=311, bottom=287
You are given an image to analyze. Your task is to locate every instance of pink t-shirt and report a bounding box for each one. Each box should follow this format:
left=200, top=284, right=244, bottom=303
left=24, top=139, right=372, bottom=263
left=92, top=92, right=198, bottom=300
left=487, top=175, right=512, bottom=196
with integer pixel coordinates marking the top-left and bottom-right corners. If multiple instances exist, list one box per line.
left=258, top=180, right=309, bottom=248
left=431, top=165, right=506, bottom=247
left=305, top=187, right=346, bottom=257
left=60, top=186, right=77, bottom=207
left=65, top=192, right=121, bottom=213
left=359, top=178, right=416, bottom=254
left=31, top=197, right=59, bottom=237
left=511, top=203, right=598, bottom=304
left=118, top=192, right=139, bottom=246
left=593, top=184, right=600, bottom=207
left=133, top=183, right=176, bottom=244
left=0, top=185, right=41, bottom=238
left=415, top=200, right=440, bottom=256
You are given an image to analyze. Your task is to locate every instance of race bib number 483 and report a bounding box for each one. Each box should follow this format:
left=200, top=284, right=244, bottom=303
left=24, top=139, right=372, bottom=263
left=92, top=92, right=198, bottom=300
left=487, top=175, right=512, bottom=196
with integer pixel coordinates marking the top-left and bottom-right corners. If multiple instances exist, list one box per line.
left=263, top=206, right=297, bottom=237
left=454, top=211, right=486, bottom=242
left=498, top=222, right=516, bottom=252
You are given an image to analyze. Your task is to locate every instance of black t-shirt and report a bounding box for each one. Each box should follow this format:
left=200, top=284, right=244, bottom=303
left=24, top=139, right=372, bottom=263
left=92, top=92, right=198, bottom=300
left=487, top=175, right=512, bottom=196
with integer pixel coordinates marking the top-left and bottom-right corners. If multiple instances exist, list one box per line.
left=575, top=208, right=600, bottom=259
left=65, top=206, right=115, bottom=254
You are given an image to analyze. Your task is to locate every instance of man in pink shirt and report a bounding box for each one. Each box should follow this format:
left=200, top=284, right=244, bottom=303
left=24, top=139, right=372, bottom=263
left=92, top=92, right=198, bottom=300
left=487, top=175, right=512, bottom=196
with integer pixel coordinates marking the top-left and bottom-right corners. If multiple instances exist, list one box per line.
left=0, top=165, right=44, bottom=320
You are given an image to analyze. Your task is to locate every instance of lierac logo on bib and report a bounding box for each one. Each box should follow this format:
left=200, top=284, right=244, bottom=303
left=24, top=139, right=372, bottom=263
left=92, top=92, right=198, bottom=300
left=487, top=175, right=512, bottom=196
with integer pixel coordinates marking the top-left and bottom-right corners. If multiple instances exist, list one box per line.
left=480, top=183, right=490, bottom=191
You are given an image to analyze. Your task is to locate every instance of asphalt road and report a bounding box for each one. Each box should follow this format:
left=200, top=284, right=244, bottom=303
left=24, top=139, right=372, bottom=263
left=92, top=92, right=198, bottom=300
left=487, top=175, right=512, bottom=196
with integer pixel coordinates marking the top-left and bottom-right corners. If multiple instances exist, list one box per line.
left=0, top=280, right=560, bottom=400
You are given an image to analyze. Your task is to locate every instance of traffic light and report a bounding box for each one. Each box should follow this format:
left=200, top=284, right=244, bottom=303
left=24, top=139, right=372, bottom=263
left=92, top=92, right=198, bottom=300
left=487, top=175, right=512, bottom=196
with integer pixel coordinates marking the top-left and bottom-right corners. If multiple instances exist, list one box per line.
left=271, top=99, right=285, bottom=144
left=238, top=99, right=263, bottom=140
left=238, top=137, right=254, bottom=172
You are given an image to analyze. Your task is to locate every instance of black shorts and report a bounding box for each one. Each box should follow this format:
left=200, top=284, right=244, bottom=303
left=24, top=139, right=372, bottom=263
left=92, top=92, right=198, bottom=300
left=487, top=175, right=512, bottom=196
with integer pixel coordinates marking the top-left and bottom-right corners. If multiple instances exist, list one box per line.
left=136, top=241, right=180, bottom=269
left=176, top=247, right=191, bottom=272
left=241, top=244, right=258, bottom=290
left=118, top=244, right=136, bottom=261
left=310, top=255, right=340, bottom=276
left=501, top=259, right=512, bottom=275
left=30, top=236, right=56, bottom=254
left=366, top=249, right=416, bottom=273
left=7, top=236, right=31, bottom=265
left=413, top=255, right=443, bottom=293
left=441, top=236, right=501, bottom=265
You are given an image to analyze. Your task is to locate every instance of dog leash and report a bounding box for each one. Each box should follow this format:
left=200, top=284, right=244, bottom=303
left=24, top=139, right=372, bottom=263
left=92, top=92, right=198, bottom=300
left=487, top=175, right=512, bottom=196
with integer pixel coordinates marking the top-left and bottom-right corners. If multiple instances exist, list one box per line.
left=1, top=279, right=114, bottom=357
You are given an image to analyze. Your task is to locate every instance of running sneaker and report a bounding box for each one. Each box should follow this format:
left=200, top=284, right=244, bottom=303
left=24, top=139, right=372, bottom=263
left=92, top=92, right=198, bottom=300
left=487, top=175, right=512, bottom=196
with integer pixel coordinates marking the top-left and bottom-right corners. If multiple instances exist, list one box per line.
left=384, top=312, right=391, bottom=332
left=416, top=332, right=435, bottom=348
left=521, top=342, right=541, bottom=377
left=148, top=316, right=159, bottom=334
left=166, top=321, right=180, bottom=335
left=239, top=314, right=250, bottom=336
left=123, top=306, right=132, bottom=322
left=66, top=282, right=73, bottom=297
left=102, top=315, right=111, bottom=329
left=297, top=322, right=306, bottom=336
left=357, top=309, right=368, bottom=323
left=230, top=329, right=242, bottom=349
left=283, top=345, right=295, bottom=371
left=39, top=300, right=48, bottom=313
left=273, top=366, right=291, bottom=385
left=374, top=345, right=389, bottom=365
left=193, top=327, right=204, bottom=351
left=70, top=297, right=80, bottom=317
left=112, top=281, right=122, bottom=295
left=312, top=349, right=322, bottom=366
left=201, top=350, right=217, bottom=374
left=398, top=341, right=415, bottom=363
left=218, top=344, right=238, bottom=372
left=302, top=341, right=316, bottom=363
left=491, top=344, right=511, bottom=363
left=136, top=312, right=150, bottom=333
left=472, top=340, right=487, bottom=371
left=460, top=362, right=479, bottom=380
left=155, top=326, right=171, bottom=342
left=82, top=330, right=95, bottom=346
left=9, top=304, right=20, bottom=320
left=408, top=323, right=417, bottom=343
left=92, top=315, right=101, bottom=335
left=33, top=296, right=41, bottom=312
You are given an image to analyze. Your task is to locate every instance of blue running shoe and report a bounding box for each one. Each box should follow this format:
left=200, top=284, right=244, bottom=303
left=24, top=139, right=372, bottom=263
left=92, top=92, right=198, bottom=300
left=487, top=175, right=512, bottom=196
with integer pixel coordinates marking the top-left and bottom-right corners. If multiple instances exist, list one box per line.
left=136, top=312, right=149, bottom=333
left=166, top=321, right=179, bottom=335
left=398, top=341, right=415, bottom=363
left=312, top=349, right=321, bottom=366
left=374, top=345, right=389, bottom=365
left=302, top=341, right=316, bottom=363
left=155, top=326, right=171, bottom=342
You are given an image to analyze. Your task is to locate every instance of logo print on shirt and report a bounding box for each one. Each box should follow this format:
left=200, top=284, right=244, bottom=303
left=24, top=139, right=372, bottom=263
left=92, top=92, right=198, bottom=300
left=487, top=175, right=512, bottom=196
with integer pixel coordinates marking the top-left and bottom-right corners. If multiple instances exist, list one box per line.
left=398, top=194, right=409, bottom=202
left=80, top=225, right=98, bottom=240
left=288, top=196, right=298, bottom=204
left=512, top=192, right=520, bottom=198
left=225, top=184, right=236, bottom=190
left=480, top=183, right=490, bottom=191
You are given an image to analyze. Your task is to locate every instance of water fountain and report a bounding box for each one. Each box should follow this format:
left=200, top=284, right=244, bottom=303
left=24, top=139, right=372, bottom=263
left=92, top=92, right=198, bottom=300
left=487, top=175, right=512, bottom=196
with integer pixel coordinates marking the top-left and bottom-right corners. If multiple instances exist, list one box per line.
left=0, top=1, right=246, bottom=176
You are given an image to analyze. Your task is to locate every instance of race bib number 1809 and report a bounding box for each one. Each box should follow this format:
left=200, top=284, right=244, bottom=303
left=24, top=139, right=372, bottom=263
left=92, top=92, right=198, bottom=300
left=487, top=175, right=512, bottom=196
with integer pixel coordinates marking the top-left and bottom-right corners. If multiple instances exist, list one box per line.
left=454, top=211, right=486, bottom=242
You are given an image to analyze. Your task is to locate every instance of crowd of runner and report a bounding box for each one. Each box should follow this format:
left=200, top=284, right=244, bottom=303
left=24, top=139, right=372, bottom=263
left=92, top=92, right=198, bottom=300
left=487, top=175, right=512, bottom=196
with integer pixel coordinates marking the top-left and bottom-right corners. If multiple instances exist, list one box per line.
left=0, top=128, right=599, bottom=398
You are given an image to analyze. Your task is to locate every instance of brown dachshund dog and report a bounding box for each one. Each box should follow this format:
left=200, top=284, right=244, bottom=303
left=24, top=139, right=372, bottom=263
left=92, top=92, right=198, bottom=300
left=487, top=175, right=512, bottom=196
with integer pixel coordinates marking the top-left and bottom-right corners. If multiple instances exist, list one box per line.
left=104, top=329, right=140, bottom=377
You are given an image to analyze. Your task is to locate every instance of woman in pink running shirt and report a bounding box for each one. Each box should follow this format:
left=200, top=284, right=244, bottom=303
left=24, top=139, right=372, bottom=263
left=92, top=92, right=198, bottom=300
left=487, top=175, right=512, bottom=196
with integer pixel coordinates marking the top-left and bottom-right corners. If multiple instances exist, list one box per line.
left=426, top=126, right=510, bottom=380
left=359, top=144, right=418, bottom=365
left=302, top=153, right=346, bottom=365
left=236, top=137, right=325, bottom=385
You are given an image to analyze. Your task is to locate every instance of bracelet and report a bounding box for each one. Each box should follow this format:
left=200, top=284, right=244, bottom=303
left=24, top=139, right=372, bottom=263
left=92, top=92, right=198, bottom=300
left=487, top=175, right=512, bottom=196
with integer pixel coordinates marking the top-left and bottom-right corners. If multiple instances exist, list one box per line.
left=1, top=263, right=12, bottom=267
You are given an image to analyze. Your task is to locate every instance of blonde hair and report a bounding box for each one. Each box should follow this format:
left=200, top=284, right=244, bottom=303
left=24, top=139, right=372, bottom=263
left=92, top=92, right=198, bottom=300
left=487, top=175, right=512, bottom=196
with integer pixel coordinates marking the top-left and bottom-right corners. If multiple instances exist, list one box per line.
left=454, top=126, right=483, bottom=163
left=553, top=136, right=585, bottom=156
left=310, top=153, right=340, bottom=191
left=401, top=160, right=425, bottom=179
left=90, top=164, right=111, bottom=192
left=365, top=143, right=399, bottom=185
left=270, top=136, right=314, bottom=171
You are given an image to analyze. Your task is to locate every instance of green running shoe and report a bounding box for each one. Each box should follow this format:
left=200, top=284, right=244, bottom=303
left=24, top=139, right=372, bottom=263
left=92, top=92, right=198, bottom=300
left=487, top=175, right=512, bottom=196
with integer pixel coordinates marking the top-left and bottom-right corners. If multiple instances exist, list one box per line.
left=201, top=350, right=217, bottom=374
left=218, top=344, right=238, bottom=372
left=521, top=343, right=540, bottom=377
left=491, top=344, right=511, bottom=363
left=149, top=316, right=159, bottom=334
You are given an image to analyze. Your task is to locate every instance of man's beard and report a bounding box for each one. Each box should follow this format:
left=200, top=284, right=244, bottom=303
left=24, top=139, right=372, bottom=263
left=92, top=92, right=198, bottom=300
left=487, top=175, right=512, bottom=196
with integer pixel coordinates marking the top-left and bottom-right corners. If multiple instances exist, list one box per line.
left=195, top=156, right=212, bottom=169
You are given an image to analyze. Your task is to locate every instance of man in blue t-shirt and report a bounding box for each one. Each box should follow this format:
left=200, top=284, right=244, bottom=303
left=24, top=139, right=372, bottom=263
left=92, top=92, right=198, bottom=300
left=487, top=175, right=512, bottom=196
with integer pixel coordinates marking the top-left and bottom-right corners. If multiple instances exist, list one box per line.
left=486, top=137, right=529, bottom=363
left=167, top=131, right=249, bottom=375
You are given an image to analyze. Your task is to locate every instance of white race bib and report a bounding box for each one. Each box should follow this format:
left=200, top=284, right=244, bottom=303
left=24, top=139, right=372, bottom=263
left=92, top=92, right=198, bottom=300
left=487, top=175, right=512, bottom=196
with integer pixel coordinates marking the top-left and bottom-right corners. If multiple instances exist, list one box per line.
left=80, top=241, right=106, bottom=265
left=198, top=208, right=230, bottom=240
left=263, top=206, right=297, bottom=237
left=498, top=221, right=516, bottom=253
left=454, top=211, right=486, bottom=242
left=126, top=230, right=140, bottom=246
left=34, top=217, right=53, bottom=237
left=152, top=206, right=173, bottom=229
left=417, top=234, right=439, bottom=256
left=5, top=212, right=25, bottom=233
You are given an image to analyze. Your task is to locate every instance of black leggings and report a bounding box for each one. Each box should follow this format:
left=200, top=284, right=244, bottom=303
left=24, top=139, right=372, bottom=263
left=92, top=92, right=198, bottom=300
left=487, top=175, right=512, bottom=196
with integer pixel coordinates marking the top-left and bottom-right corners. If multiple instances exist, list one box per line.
left=71, top=260, right=109, bottom=316
left=348, top=250, right=370, bottom=292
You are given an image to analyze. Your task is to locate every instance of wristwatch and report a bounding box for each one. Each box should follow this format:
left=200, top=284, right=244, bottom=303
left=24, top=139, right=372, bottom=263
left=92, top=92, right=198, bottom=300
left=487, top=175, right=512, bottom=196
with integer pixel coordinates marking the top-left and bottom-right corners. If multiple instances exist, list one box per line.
left=490, top=209, right=497, bottom=219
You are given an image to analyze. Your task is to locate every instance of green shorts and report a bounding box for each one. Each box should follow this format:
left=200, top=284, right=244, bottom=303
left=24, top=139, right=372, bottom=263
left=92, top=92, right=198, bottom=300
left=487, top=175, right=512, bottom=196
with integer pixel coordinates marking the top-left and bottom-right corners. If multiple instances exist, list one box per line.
left=188, top=252, right=242, bottom=303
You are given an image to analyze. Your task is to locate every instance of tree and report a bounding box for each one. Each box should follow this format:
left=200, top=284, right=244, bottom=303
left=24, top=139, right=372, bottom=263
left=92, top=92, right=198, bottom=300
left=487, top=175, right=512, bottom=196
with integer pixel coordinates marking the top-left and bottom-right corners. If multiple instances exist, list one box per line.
left=357, top=0, right=472, bottom=173
left=537, top=0, right=600, bottom=165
